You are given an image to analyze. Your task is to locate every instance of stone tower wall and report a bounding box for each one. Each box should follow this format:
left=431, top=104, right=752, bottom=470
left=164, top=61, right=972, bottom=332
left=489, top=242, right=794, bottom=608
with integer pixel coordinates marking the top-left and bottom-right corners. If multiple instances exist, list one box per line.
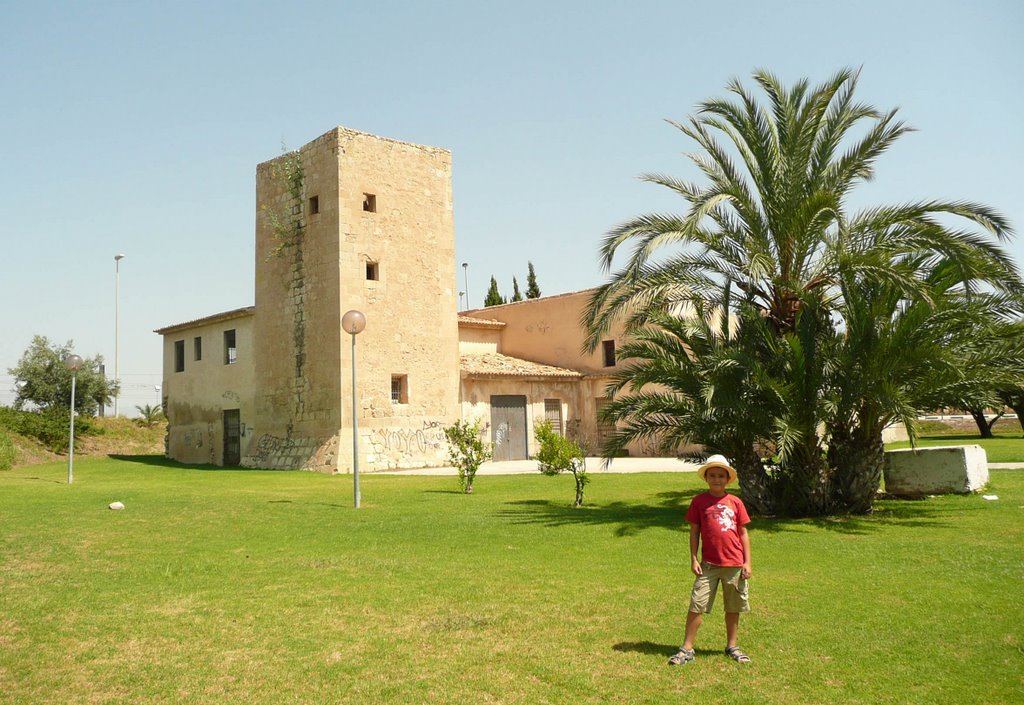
left=247, top=127, right=460, bottom=472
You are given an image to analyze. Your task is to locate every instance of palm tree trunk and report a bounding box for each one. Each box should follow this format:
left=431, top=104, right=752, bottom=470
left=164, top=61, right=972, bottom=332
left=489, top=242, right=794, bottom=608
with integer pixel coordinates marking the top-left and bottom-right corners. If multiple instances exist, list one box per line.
left=733, top=446, right=774, bottom=515
left=828, top=425, right=884, bottom=514
left=1011, top=403, right=1024, bottom=433
left=775, top=450, right=831, bottom=517
left=969, top=408, right=997, bottom=438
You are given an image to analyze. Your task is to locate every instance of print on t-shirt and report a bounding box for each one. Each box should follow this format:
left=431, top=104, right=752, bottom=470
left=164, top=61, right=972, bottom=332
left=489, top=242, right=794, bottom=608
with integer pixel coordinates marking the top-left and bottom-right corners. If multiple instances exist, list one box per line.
left=712, top=503, right=737, bottom=532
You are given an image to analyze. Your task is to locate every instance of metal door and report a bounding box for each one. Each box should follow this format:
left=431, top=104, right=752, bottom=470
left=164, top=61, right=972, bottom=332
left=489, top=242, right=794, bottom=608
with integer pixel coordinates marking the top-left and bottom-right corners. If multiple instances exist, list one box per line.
left=223, top=409, right=241, bottom=466
left=490, top=395, right=528, bottom=461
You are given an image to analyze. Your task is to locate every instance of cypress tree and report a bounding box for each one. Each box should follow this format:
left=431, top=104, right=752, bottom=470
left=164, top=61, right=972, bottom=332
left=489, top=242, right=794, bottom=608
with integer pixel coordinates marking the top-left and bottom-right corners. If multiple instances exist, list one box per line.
left=484, top=276, right=506, bottom=307
left=526, top=261, right=541, bottom=298
left=511, top=277, right=523, bottom=302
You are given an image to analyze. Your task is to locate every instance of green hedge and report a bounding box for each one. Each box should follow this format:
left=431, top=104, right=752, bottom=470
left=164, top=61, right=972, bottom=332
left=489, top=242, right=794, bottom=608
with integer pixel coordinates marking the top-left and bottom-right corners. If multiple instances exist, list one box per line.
left=0, top=428, right=15, bottom=469
left=0, top=406, right=97, bottom=453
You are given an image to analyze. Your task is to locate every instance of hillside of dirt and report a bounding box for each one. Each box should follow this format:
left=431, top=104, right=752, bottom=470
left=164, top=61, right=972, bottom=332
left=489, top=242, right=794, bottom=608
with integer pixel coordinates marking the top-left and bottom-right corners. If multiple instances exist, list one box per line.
left=5, top=417, right=166, bottom=468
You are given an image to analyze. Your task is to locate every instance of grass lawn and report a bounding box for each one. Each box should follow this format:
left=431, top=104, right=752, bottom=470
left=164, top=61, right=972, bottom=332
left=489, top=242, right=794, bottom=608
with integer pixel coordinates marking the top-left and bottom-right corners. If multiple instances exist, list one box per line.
left=886, top=432, right=1024, bottom=464
left=2, top=457, right=1022, bottom=704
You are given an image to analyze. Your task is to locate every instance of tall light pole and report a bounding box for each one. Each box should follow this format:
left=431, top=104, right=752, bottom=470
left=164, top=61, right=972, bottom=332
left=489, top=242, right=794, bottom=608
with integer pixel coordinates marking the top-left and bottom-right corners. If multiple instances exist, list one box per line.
left=462, top=262, right=469, bottom=309
left=341, top=309, right=366, bottom=508
left=114, top=254, right=125, bottom=416
left=64, top=354, right=83, bottom=485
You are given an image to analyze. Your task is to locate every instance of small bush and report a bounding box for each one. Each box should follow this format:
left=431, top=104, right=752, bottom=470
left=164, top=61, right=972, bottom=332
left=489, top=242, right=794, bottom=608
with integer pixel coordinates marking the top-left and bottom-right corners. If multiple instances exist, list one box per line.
left=535, top=420, right=589, bottom=507
left=443, top=420, right=491, bottom=494
left=0, top=428, right=16, bottom=470
left=0, top=406, right=95, bottom=453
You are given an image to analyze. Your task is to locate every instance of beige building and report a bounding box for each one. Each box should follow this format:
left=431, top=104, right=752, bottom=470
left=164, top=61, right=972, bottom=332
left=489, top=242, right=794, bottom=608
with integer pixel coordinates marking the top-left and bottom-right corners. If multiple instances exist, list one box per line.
left=155, top=126, right=639, bottom=472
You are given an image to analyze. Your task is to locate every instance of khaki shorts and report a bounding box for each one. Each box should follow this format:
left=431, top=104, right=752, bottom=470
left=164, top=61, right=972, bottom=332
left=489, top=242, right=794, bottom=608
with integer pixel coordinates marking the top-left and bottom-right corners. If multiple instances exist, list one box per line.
left=688, top=562, right=750, bottom=614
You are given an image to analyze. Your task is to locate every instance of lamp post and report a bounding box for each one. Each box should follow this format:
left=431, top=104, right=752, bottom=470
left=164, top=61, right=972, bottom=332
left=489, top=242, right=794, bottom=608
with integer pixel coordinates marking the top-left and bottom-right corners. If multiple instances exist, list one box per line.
left=114, top=254, right=125, bottom=416
left=341, top=309, right=366, bottom=508
left=64, top=354, right=83, bottom=485
left=462, top=262, right=469, bottom=309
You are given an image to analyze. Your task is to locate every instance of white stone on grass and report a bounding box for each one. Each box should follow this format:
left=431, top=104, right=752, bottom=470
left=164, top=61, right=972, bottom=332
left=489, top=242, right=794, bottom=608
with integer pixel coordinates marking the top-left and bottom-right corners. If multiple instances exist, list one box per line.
left=108, top=501, right=125, bottom=510
left=883, top=445, right=988, bottom=497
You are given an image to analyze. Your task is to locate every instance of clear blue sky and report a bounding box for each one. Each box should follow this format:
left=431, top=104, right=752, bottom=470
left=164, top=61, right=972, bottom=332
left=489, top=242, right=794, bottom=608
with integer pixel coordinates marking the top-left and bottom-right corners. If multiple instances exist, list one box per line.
left=1, top=0, right=1021, bottom=410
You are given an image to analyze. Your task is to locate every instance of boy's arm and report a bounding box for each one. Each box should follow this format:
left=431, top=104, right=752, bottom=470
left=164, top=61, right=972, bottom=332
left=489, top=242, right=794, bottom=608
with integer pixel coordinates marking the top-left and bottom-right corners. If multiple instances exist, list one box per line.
left=739, top=524, right=752, bottom=579
left=689, top=523, right=702, bottom=576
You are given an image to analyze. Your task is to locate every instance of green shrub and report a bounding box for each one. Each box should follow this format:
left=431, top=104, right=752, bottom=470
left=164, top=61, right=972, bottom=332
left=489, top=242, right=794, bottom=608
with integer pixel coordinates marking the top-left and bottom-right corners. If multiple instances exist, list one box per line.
left=443, top=420, right=491, bottom=494
left=0, top=428, right=15, bottom=470
left=534, top=420, right=589, bottom=507
left=0, top=406, right=95, bottom=453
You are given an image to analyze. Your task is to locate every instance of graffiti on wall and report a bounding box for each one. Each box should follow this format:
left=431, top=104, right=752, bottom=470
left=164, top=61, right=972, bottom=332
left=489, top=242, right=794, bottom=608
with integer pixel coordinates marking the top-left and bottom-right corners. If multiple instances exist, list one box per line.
left=250, top=433, right=298, bottom=464
left=369, top=420, right=446, bottom=457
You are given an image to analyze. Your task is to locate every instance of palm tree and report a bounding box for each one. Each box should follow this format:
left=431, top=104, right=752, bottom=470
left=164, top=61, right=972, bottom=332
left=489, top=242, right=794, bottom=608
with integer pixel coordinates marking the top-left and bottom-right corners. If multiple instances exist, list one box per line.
left=135, top=404, right=165, bottom=428
left=828, top=258, right=1024, bottom=511
left=585, top=68, right=1020, bottom=515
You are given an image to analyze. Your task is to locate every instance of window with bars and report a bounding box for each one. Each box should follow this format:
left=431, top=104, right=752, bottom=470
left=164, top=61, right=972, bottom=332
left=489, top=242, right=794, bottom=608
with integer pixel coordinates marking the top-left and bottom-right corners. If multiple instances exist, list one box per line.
left=391, top=375, right=408, bottom=404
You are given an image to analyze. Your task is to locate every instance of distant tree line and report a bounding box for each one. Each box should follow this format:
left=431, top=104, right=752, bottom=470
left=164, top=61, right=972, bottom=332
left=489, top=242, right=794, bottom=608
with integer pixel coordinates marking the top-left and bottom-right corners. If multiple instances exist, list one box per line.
left=484, top=262, right=541, bottom=307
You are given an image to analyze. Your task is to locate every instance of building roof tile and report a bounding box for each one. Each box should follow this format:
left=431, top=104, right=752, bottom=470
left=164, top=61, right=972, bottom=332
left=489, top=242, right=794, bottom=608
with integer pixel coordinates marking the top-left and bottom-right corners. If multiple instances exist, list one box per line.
left=460, top=353, right=582, bottom=379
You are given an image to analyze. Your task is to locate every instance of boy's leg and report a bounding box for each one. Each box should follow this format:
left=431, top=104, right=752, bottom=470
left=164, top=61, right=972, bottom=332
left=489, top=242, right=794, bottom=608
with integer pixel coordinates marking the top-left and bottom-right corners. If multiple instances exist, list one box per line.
left=682, top=610, right=702, bottom=650
left=725, top=611, right=740, bottom=648
left=670, top=566, right=715, bottom=665
left=721, top=567, right=751, bottom=662
left=684, top=563, right=718, bottom=649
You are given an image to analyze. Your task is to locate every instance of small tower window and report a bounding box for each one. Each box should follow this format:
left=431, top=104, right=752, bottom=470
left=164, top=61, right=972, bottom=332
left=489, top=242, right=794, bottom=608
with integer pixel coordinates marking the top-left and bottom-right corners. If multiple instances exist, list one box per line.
left=362, top=193, right=376, bottom=213
left=602, top=340, right=616, bottom=367
left=224, top=329, right=237, bottom=365
left=308, top=195, right=319, bottom=215
left=366, top=261, right=379, bottom=281
left=174, top=340, right=185, bottom=373
left=391, top=375, right=408, bottom=404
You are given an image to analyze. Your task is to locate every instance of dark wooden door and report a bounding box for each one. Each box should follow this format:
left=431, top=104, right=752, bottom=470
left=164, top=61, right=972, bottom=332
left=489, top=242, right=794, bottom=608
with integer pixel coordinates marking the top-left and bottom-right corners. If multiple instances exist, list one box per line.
left=223, top=409, right=241, bottom=466
left=490, top=395, right=528, bottom=461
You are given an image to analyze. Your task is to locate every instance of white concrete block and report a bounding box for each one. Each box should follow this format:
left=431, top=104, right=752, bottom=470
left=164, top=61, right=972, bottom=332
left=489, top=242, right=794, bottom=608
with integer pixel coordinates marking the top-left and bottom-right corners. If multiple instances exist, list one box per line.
left=883, top=445, right=989, bottom=496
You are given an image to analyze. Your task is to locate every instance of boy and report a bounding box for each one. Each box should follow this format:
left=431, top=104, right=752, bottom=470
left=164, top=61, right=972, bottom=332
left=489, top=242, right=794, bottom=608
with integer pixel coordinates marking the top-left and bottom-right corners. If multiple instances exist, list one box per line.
left=669, top=454, right=752, bottom=665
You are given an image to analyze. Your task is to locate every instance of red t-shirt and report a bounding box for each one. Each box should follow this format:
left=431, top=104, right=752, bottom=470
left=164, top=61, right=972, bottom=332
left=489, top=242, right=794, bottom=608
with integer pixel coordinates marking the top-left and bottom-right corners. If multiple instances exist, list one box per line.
left=686, top=492, right=750, bottom=567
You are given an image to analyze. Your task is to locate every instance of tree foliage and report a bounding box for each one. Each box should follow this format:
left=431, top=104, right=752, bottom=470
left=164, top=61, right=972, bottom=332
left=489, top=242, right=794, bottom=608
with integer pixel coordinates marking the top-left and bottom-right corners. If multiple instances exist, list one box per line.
left=9, top=336, right=117, bottom=416
left=443, top=420, right=491, bottom=494
left=534, top=420, right=589, bottom=507
left=135, top=404, right=165, bottom=428
left=586, top=68, right=1022, bottom=516
left=526, top=261, right=541, bottom=299
left=484, top=276, right=506, bottom=307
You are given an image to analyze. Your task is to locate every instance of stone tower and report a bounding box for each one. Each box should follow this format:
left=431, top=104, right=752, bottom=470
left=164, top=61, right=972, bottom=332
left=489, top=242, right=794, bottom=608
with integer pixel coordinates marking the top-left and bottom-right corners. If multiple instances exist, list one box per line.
left=247, top=127, right=460, bottom=472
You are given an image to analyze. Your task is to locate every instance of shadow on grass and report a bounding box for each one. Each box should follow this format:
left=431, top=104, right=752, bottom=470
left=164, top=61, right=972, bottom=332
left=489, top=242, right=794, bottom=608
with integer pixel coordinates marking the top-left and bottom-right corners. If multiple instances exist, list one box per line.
left=500, top=485, right=962, bottom=537
left=751, top=498, right=960, bottom=535
left=108, top=454, right=294, bottom=474
left=497, top=489, right=702, bottom=536
left=612, top=641, right=720, bottom=659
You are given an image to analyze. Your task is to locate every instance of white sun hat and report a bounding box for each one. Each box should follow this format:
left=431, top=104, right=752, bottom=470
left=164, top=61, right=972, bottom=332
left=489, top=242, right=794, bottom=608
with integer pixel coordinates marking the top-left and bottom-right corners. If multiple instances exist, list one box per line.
left=696, top=454, right=738, bottom=484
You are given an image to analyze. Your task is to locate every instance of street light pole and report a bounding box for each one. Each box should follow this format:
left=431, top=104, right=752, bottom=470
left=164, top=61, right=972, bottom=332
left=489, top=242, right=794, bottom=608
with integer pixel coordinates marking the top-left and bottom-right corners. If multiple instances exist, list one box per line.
left=64, top=354, right=83, bottom=484
left=341, top=309, right=367, bottom=508
left=462, top=262, right=469, bottom=309
left=114, top=254, right=125, bottom=416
